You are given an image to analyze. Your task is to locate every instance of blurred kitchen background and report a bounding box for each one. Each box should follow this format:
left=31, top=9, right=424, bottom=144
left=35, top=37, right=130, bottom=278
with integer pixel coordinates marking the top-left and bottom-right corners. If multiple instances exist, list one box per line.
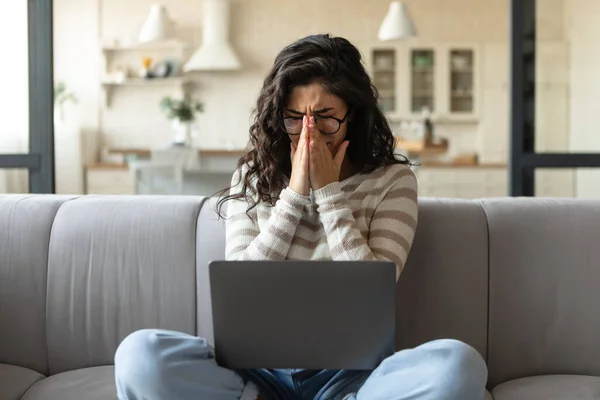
left=1, top=0, right=598, bottom=198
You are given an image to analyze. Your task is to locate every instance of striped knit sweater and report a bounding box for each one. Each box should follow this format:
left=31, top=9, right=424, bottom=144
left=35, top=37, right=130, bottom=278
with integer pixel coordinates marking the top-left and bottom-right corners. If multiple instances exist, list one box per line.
left=225, top=163, right=418, bottom=278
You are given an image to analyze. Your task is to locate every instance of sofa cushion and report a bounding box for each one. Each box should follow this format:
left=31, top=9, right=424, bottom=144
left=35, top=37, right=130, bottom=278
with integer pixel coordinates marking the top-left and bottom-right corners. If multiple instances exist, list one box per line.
left=46, top=196, right=204, bottom=374
left=21, top=366, right=115, bottom=400
left=492, top=375, right=600, bottom=400
left=396, top=198, right=489, bottom=356
left=482, top=198, right=600, bottom=387
left=485, top=389, right=493, bottom=400
left=0, top=364, right=45, bottom=400
left=0, top=195, right=73, bottom=374
left=195, top=197, right=224, bottom=345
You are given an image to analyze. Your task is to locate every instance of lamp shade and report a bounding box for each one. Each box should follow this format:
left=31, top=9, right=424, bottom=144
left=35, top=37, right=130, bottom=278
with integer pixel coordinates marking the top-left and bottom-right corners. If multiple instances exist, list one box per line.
left=139, top=3, right=173, bottom=43
left=378, top=1, right=416, bottom=41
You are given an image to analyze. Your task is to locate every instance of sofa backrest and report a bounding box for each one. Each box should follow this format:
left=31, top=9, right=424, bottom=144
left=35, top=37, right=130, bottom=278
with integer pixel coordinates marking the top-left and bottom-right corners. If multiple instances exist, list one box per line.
left=195, top=197, right=227, bottom=345
left=2, top=194, right=600, bottom=384
left=0, top=195, right=207, bottom=376
left=0, top=196, right=72, bottom=375
left=396, top=199, right=489, bottom=358
left=45, top=195, right=207, bottom=375
left=481, top=198, right=600, bottom=387
left=193, top=198, right=490, bottom=357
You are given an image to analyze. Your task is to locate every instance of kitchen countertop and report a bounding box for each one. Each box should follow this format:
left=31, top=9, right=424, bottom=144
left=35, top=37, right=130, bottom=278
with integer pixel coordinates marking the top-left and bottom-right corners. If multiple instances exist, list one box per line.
left=87, top=146, right=506, bottom=170
left=417, top=162, right=507, bottom=169
left=107, top=147, right=246, bottom=158
left=86, top=161, right=508, bottom=170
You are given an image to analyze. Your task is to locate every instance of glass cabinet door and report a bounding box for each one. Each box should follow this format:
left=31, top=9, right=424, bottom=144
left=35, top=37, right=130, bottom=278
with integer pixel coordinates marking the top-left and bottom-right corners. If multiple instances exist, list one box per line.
left=372, top=49, right=396, bottom=113
left=449, top=49, right=475, bottom=113
left=410, top=49, right=435, bottom=113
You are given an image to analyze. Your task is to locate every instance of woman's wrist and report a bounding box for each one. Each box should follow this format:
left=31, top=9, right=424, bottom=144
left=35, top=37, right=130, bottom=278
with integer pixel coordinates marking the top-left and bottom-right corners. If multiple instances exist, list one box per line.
left=283, top=186, right=311, bottom=207
left=313, top=181, right=342, bottom=204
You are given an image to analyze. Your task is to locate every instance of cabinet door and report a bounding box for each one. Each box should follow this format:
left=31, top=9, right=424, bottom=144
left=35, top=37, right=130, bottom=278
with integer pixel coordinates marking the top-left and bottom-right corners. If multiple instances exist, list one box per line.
left=408, top=48, right=436, bottom=116
left=371, top=48, right=398, bottom=114
left=86, top=169, right=134, bottom=194
left=447, top=48, right=477, bottom=117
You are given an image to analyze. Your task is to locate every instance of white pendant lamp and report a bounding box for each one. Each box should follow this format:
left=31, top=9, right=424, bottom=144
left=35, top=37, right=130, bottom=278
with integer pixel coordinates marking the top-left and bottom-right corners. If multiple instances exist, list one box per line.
left=139, top=3, right=174, bottom=44
left=378, top=1, right=417, bottom=41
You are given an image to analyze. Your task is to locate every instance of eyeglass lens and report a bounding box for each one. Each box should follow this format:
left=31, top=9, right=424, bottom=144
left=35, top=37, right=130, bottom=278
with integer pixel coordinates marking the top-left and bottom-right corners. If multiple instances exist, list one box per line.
left=283, top=117, right=340, bottom=135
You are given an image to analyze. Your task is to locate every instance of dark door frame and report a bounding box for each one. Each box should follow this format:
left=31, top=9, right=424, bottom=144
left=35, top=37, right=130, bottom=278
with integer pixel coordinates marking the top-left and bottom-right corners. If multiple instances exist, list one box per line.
left=0, top=0, right=54, bottom=194
left=510, top=0, right=600, bottom=196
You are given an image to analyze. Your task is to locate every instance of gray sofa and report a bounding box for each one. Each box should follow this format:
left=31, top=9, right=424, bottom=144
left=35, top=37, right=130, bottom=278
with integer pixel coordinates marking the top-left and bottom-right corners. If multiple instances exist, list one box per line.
left=1, top=194, right=600, bottom=400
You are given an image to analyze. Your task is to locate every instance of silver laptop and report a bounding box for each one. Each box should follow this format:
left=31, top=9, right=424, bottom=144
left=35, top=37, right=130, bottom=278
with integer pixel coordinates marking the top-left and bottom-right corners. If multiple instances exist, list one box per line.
left=209, top=260, right=396, bottom=370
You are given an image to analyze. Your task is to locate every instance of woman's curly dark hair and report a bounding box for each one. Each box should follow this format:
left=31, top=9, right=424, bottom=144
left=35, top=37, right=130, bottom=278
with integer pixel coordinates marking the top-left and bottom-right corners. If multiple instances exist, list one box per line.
left=216, top=33, right=409, bottom=216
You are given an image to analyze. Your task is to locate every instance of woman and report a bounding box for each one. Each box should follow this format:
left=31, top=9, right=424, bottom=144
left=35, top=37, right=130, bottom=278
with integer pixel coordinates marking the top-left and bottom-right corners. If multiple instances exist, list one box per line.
left=115, top=34, right=487, bottom=400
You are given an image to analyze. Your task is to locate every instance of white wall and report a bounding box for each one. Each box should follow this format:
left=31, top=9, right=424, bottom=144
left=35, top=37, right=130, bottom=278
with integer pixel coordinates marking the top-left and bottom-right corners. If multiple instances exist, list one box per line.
left=566, top=0, right=600, bottom=198
left=53, top=0, right=102, bottom=194
left=0, top=1, right=29, bottom=193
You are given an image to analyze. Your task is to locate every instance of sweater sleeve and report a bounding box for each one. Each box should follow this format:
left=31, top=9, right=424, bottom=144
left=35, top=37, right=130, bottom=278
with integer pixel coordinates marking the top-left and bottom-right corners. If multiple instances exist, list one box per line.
left=313, top=166, right=418, bottom=279
left=225, top=168, right=310, bottom=260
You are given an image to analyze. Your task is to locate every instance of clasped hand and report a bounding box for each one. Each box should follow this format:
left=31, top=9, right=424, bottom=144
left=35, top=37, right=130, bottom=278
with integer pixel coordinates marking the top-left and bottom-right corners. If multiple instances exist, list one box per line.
left=289, top=115, right=349, bottom=196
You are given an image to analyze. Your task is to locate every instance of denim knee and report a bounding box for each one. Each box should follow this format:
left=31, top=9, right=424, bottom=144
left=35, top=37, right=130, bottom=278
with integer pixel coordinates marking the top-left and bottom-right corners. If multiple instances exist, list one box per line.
left=428, top=339, right=488, bottom=399
left=114, top=329, right=172, bottom=396
left=114, top=329, right=247, bottom=400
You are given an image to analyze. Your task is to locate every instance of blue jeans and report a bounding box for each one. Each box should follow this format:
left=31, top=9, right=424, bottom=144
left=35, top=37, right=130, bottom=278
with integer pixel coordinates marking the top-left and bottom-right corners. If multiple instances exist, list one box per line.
left=115, top=329, right=487, bottom=400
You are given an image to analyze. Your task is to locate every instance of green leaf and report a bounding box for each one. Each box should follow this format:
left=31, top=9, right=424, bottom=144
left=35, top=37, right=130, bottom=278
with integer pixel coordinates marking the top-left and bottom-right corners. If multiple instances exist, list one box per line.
left=159, top=94, right=203, bottom=122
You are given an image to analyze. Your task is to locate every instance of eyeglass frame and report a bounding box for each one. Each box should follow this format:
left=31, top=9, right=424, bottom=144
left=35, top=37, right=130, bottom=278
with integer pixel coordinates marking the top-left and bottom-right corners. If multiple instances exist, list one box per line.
left=282, top=109, right=351, bottom=136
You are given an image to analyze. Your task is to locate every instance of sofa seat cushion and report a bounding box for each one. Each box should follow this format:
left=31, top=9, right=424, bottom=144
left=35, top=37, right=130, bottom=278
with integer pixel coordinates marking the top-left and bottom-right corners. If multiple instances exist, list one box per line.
left=485, top=389, right=493, bottom=400
left=0, top=364, right=45, bottom=400
left=21, top=366, right=115, bottom=400
left=492, top=375, right=600, bottom=399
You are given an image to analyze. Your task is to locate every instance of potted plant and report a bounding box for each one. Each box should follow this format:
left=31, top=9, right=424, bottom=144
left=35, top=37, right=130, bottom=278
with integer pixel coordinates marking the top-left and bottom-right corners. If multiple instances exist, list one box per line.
left=54, top=82, right=78, bottom=125
left=159, top=94, right=204, bottom=146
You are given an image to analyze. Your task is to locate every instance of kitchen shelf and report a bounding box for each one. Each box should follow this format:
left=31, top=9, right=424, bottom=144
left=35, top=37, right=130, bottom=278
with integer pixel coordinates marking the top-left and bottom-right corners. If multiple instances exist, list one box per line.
left=100, top=39, right=192, bottom=108
left=101, top=76, right=193, bottom=107
left=101, top=77, right=192, bottom=86
left=102, top=39, right=190, bottom=53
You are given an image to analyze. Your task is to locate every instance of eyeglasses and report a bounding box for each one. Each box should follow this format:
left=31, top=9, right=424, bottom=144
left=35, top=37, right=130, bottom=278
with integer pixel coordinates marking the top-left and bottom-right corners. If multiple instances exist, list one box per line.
left=283, top=110, right=350, bottom=135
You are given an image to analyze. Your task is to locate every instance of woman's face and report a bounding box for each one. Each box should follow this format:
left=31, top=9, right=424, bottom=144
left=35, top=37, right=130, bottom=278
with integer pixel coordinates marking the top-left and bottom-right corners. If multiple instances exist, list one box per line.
left=284, top=82, right=349, bottom=157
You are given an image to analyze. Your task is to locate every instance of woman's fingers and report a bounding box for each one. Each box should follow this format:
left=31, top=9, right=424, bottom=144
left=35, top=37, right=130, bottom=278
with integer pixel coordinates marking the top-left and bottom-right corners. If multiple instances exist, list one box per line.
left=309, top=139, right=317, bottom=163
left=303, top=138, right=310, bottom=175
left=299, top=115, right=309, bottom=147
left=308, top=117, right=323, bottom=155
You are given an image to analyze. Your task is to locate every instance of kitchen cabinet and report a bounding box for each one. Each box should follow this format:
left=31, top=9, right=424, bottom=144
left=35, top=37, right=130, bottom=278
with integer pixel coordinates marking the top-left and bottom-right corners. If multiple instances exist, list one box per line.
left=85, top=164, right=576, bottom=199
left=415, top=166, right=508, bottom=198
left=85, top=166, right=135, bottom=195
left=416, top=166, right=576, bottom=198
left=84, top=149, right=242, bottom=196
left=370, top=43, right=479, bottom=122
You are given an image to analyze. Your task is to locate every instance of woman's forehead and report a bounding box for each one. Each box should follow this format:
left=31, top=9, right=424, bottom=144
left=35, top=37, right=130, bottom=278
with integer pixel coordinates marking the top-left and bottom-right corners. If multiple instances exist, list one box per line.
left=286, top=83, right=345, bottom=110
